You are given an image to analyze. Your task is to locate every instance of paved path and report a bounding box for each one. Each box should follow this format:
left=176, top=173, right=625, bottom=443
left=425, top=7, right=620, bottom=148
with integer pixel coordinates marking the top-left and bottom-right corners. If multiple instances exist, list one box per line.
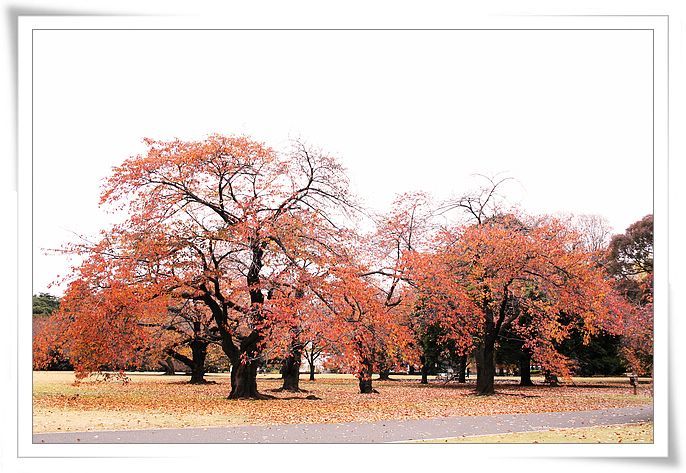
left=33, top=405, right=652, bottom=444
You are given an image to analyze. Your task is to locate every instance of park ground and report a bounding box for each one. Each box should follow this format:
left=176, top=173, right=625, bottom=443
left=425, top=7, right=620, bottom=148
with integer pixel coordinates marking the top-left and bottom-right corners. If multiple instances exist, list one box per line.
left=414, top=422, right=653, bottom=443
left=33, top=371, right=652, bottom=438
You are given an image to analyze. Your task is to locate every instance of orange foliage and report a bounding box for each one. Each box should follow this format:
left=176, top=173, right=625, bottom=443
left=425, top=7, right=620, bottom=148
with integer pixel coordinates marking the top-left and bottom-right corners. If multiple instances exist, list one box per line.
left=45, top=135, right=363, bottom=397
left=38, top=135, right=644, bottom=398
left=407, top=214, right=627, bottom=385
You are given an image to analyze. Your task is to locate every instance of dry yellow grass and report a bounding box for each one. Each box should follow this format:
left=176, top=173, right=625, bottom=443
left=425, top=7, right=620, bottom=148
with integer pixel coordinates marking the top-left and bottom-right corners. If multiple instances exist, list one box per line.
left=415, top=422, right=654, bottom=443
left=33, top=371, right=652, bottom=434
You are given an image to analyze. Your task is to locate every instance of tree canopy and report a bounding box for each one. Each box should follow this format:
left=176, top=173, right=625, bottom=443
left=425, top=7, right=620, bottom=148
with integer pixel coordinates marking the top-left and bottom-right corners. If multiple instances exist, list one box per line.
left=35, top=135, right=653, bottom=397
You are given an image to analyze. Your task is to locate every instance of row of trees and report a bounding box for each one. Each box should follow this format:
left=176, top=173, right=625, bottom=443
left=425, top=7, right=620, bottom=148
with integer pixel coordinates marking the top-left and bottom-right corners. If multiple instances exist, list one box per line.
left=33, top=135, right=654, bottom=398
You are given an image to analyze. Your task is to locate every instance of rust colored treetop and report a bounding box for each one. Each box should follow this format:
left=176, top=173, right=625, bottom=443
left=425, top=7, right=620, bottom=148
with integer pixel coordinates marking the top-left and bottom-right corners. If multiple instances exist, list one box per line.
left=408, top=214, right=628, bottom=395
left=94, top=135, right=357, bottom=398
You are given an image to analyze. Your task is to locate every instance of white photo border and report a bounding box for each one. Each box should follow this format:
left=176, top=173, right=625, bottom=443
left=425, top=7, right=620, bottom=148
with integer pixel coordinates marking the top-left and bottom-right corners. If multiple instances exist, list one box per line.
left=16, top=13, right=669, bottom=460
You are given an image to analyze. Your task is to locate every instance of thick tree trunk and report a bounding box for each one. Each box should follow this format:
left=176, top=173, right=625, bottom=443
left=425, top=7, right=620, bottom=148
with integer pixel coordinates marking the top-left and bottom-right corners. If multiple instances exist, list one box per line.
left=519, top=351, right=534, bottom=386
left=358, top=362, right=375, bottom=393
left=420, top=356, right=429, bottom=384
left=476, top=338, right=496, bottom=395
left=226, top=331, right=263, bottom=399
left=229, top=355, right=260, bottom=399
left=280, top=345, right=303, bottom=392
left=457, top=355, right=467, bottom=383
left=188, top=340, right=208, bottom=384
left=226, top=241, right=265, bottom=399
left=359, top=377, right=374, bottom=393
left=190, top=366, right=206, bottom=383
left=197, top=237, right=268, bottom=399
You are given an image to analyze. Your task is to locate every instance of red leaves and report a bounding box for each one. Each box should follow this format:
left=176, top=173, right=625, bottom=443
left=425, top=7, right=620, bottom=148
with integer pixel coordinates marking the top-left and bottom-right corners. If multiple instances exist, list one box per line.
left=621, top=302, right=653, bottom=376
left=406, top=214, right=628, bottom=377
left=46, top=133, right=651, bottom=389
left=50, top=135, right=364, bottom=388
left=37, top=274, right=171, bottom=377
left=32, top=373, right=651, bottom=433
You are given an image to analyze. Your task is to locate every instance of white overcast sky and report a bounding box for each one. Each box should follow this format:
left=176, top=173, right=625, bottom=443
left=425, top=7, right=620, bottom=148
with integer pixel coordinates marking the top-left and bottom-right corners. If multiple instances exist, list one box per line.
left=32, top=29, right=653, bottom=295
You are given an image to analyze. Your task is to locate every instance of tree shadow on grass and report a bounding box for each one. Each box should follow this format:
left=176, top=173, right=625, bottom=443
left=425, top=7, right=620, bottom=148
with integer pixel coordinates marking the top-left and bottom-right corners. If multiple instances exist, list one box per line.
left=275, top=394, right=322, bottom=401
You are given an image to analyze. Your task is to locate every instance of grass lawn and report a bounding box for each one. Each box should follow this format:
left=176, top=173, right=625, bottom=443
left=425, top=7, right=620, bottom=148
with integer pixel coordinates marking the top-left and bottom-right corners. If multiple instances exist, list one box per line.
left=32, top=371, right=652, bottom=434
left=414, top=422, right=654, bottom=443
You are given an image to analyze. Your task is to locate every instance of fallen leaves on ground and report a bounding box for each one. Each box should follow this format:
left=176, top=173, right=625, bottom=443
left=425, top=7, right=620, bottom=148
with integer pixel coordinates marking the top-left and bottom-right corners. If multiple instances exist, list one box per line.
left=33, top=372, right=652, bottom=433
left=415, top=422, right=654, bottom=443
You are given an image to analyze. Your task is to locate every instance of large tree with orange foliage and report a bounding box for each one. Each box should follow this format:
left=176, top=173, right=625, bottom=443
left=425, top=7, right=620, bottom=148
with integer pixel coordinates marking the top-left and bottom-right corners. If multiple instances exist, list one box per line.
left=53, top=135, right=357, bottom=398
left=314, top=262, right=417, bottom=393
left=34, top=231, right=175, bottom=377
left=333, top=193, right=432, bottom=392
left=409, top=214, right=627, bottom=395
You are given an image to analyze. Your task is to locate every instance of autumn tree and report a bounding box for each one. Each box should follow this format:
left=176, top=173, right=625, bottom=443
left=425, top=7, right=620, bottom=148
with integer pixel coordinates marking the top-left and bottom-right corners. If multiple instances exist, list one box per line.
left=379, top=193, right=436, bottom=372
left=293, top=210, right=422, bottom=394
left=33, top=293, right=72, bottom=371
left=424, top=179, right=628, bottom=393
left=528, top=213, right=623, bottom=379
left=410, top=214, right=627, bottom=395
left=335, top=193, right=433, bottom=391
left=320, top=264, right=417, bottom=393
left=35, top=284, right=167, bottom=378
left=262, top=281, right=330, bottom=392
left=303, top=339, right=325, bottom=381
left=59, top=135, right=356, bottom=398
left=620, top=290, right=653, bottom=377
left=255, top=215, right=358, bottom=393
left=35, top=234, right=174, bottom=378
left=37, top=236, right=225, bottom=383
left=157, top=300, right=222, bottom=384
left=606, top=215, right=654, bottom=376
left=33, top=293, right=73, bottom=371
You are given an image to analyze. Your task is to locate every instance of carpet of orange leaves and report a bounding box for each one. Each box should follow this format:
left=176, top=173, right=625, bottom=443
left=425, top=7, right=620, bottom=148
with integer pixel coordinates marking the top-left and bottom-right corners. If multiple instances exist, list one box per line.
left=32, top=372, right=652, bottom=433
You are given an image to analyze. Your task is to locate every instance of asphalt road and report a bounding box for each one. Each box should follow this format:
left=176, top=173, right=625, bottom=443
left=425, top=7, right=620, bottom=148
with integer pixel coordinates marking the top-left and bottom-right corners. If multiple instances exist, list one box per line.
left=33, top=404, right=653, bottom=444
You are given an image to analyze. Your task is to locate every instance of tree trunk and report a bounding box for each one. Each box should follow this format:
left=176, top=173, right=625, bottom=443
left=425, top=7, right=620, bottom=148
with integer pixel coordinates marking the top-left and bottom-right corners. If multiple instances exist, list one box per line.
left=544, top=371, right=559, bottom=386
left=309, top=362, right=316, bottom=381
left=358, top=362, right=375, bottom=393
left=189, top=340, right=208, bottom=384
left=226, top=241, right=266, bottom=399
left=519, top=351, right=534, bottom=386
left=229, top=355, right=260, bottom=399
left=160, top=356, right=175, bottom=375
left=476, top=338, right=496, bottom=395
left=420, top=356, right=429, bottom=384
left=457, top=355, right=467, bottom=383
left=378, top=368, right=391, bottom=380
left=280, top=345, right=303, bottom=392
